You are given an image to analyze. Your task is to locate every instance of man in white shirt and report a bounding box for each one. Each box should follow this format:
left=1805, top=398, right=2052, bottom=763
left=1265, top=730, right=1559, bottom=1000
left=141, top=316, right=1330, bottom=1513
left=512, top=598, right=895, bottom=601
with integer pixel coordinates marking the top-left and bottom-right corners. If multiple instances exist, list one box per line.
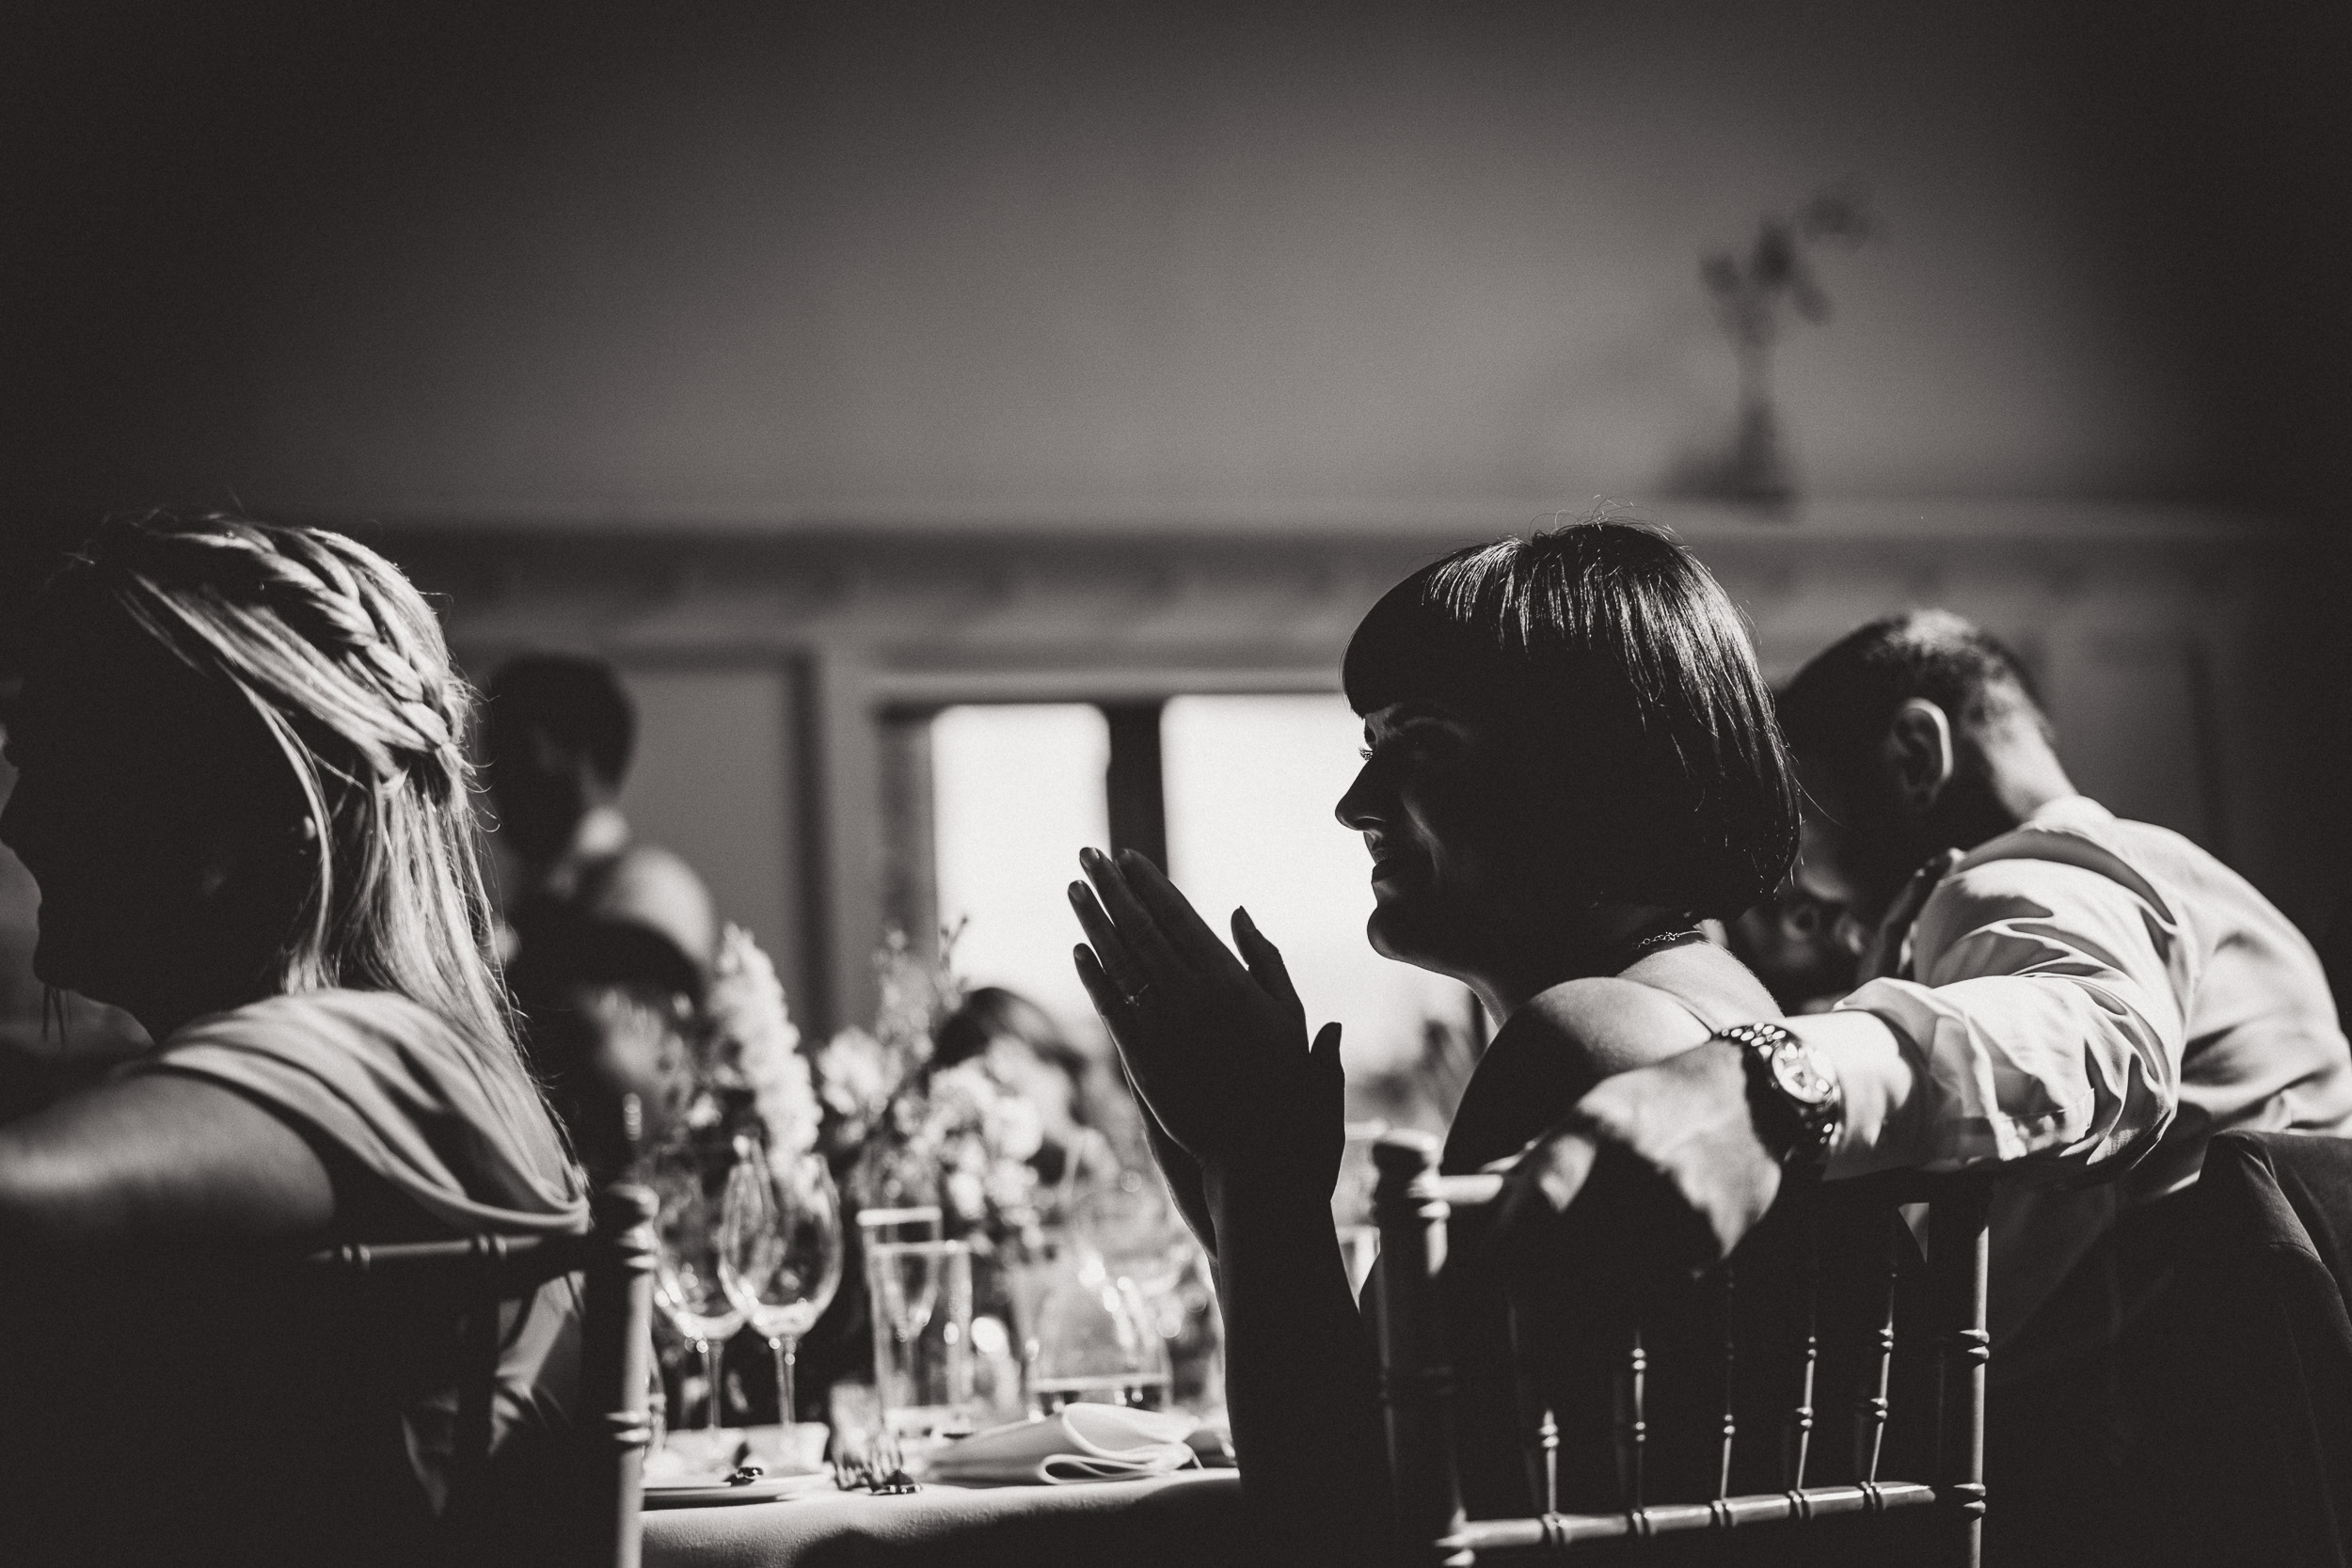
left=1774, top=611, right=2352, bottom=1560
left=1498, top=609, right=2351, bottom=1565
left=1779, top=610, right=2352, bottom=1337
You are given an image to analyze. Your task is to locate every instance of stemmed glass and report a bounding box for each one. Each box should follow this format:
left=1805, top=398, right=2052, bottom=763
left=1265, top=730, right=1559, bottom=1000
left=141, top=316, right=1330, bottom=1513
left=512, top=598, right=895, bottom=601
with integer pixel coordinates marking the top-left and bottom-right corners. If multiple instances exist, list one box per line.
left=652, top=1149, right=748, bottom=1430
left=718, top=1140, right=845, bottom=1429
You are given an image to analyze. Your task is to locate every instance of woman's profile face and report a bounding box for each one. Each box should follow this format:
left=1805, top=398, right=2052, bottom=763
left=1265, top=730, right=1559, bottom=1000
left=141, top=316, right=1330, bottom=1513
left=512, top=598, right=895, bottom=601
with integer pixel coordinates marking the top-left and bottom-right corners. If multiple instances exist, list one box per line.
left=0, top=617, right=290, bottom=1020
left=1335, top=695, right=1532, bottom=977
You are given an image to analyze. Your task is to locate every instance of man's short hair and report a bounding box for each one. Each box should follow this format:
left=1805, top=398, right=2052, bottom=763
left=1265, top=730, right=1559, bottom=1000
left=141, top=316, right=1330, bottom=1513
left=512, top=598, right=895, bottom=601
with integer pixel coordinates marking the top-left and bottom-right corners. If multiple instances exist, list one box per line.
left=486, top=653, right=636, bottom=786
left=1777, top=610, right=2048, bottom=778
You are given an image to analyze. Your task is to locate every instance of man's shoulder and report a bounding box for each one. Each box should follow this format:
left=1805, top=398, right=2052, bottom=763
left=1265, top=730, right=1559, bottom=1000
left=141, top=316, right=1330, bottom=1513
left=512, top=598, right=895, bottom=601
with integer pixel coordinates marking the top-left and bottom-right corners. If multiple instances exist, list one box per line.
left=1947, top=797, right=2182, bottom=922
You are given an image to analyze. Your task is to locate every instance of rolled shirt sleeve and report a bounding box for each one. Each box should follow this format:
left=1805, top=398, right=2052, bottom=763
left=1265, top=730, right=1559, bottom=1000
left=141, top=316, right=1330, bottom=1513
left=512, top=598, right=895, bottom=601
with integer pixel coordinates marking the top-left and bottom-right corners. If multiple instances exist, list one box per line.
left=1818, top=852, right=2191, bottom=1181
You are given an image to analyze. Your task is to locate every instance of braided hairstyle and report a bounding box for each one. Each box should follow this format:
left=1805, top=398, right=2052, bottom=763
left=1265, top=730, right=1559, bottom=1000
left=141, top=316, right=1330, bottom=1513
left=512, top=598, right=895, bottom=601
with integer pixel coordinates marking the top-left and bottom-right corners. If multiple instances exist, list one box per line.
left=45, top=511, right=560, bottom=1158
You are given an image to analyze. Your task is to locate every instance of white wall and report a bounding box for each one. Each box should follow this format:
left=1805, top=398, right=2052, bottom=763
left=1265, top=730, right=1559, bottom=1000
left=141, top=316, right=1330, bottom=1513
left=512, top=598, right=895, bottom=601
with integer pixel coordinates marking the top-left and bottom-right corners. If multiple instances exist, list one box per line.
left=10, top=1, right=2346, bottom=525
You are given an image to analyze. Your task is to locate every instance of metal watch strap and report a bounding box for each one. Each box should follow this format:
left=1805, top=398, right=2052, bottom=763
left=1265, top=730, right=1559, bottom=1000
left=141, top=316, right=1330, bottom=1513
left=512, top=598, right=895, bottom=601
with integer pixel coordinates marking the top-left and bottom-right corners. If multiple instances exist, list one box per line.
left=1718, top=1020, right=1843, bottom=1170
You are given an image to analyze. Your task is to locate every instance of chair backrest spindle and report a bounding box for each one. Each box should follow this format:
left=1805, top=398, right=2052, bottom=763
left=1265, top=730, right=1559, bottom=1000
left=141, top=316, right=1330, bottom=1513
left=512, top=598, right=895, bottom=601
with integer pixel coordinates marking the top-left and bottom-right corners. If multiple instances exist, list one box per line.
left=1930, top=1184, right=1992, bottom=1568
left=581, top=1175, right=659, bottom=1568
left=1613, top=1331, right=1646, bottom=1513
left=1372, top=1134, right=1991, bottom=1564
left=1783, top=1206, right=1820, bottom=1493
left=1371, top=1132, right=1475, bottom=1566
left=1715, top=1263, right=1738, bottom=1500
left=1855, top=1208, right=1899, bottom=1485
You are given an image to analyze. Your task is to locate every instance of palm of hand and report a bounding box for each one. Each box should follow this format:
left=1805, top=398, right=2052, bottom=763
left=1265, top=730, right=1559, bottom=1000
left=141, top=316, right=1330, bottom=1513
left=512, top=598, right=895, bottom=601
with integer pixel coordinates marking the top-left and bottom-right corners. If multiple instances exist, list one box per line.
left=1068, top=847, right=1343, bottom=1179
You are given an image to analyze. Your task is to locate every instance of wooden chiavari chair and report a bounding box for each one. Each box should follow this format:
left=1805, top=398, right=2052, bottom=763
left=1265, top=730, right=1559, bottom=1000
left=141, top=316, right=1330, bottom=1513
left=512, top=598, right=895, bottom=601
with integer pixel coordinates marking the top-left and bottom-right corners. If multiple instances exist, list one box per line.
left=1373, top=1132, right=1990, bottom=1566
left=302, top=1102, right=660, bottom=1568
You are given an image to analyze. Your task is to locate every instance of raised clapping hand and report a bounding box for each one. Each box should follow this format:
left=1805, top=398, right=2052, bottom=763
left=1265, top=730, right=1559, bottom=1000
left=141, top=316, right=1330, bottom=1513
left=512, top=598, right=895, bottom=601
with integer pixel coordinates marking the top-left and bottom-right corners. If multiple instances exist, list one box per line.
left=1068, top=847, right=1344, bottom=1194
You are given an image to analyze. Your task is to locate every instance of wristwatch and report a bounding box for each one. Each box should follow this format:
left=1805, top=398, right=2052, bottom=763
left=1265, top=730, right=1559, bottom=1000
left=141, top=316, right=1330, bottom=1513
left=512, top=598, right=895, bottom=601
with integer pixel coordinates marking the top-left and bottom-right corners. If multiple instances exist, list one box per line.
left=1716, top=1022, right=1844, bottom=1170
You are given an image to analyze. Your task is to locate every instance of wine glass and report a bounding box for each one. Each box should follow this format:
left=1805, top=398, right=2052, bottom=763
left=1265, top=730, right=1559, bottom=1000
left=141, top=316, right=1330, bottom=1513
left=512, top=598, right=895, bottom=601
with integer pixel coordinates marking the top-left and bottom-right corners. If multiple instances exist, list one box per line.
left=652, top=1149, right=748, bottom=1430
left=718, top=1142, right=844, bottom=1431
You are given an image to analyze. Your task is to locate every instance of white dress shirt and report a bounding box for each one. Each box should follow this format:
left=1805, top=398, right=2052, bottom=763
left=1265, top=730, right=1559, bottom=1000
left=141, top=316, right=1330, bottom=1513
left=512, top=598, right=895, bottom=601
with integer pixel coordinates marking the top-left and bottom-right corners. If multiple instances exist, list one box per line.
left=1815, top=795, right=2352, bottom=1346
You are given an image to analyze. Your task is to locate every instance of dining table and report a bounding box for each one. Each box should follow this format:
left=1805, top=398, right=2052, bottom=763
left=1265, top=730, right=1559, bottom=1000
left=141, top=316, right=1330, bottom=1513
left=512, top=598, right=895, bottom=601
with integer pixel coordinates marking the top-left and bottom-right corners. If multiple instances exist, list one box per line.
left=641, top=1469, right=1247, bottom=1568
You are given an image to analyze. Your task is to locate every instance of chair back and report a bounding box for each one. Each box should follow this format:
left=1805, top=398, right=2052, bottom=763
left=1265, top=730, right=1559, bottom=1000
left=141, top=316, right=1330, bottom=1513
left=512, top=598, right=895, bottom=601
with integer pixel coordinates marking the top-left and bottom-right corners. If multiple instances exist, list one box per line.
left=305, top=1114, right=660, bottom=1568
left=2147, top=1130, right=2352, bottom=1568
left=1372, top=1132, right=1989, bottom=1565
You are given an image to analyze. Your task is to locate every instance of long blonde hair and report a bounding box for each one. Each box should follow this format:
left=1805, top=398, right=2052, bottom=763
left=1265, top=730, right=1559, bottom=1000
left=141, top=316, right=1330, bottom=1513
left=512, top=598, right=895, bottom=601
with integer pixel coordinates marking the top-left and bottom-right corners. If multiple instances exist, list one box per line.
left=54, top=512, right=561, bottom=1160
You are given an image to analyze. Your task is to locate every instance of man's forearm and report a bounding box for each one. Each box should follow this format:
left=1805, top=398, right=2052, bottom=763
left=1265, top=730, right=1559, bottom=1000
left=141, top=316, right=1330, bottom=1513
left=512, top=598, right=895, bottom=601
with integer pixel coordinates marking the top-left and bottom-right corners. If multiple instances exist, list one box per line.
left=1788, top=979, right=2177, bottom=1180
left=1781, top=1009, right=1931, bottom=1180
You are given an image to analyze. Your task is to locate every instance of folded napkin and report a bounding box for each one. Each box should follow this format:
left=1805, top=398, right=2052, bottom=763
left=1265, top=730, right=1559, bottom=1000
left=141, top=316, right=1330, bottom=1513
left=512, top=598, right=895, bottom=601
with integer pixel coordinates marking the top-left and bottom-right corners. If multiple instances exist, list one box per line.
left=924, top=1405, right=1200, bottom=1485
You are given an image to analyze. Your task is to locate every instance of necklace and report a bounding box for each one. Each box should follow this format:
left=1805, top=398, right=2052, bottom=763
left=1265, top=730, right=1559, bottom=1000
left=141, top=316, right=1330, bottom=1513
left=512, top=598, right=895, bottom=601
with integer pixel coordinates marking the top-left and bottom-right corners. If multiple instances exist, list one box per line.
left=1608, top=925, right=1706, bottom=973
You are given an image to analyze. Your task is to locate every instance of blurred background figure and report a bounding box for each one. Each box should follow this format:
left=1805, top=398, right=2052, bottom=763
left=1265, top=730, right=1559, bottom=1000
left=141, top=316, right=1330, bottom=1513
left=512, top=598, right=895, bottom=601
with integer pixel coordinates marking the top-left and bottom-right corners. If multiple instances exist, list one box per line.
left=930, top=984, right=1139, bottom=1187
left=1718, top=878, right=1859, bottom=1014
left=485, top=653, right=719, bottom=1173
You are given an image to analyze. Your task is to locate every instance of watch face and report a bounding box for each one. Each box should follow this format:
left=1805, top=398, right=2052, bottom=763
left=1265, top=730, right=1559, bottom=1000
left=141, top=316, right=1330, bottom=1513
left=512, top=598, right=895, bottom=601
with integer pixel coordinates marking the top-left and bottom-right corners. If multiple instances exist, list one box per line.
left=1771, top=1045, right=1839, bottom=1108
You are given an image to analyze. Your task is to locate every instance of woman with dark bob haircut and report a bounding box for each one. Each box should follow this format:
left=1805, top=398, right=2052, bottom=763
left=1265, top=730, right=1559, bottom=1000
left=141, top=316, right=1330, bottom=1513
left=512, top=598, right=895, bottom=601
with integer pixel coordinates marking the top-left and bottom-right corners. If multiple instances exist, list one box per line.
left=1068, top=518, right=1801, bottom=1555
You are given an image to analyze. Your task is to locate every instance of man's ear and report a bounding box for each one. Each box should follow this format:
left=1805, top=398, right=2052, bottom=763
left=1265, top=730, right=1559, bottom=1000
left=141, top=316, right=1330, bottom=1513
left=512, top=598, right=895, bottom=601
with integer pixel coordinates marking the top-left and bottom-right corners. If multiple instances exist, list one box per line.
left=1881, top=699, right=1955, bottom=815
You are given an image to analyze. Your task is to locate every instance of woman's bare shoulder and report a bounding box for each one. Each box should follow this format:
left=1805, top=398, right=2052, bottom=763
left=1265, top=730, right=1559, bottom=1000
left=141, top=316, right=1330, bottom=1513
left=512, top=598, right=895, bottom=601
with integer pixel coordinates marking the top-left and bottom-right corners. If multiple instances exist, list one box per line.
left=1508, top=944, right=1779, bottom=1077
left=1446, top=944, right=1783, bottom=1171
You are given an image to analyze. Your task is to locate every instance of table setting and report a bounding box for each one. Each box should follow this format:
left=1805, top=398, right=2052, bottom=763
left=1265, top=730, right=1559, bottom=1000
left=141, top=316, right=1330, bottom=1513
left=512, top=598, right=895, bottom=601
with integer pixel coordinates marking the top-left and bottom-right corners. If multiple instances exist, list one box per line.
left=633, top=927, right=1246, bottom=1565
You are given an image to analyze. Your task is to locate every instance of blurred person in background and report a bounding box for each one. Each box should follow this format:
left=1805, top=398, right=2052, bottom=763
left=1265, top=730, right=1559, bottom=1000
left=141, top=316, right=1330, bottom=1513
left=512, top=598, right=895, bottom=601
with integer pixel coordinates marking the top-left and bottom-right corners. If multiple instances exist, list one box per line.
left=0, top=514, right=587, bottom=1567
left=931, top=984, right=1135, bottom=1186
left=1719, top=876, right=1858, bottom=1013
left=485, top=653, right=716, bottom=1175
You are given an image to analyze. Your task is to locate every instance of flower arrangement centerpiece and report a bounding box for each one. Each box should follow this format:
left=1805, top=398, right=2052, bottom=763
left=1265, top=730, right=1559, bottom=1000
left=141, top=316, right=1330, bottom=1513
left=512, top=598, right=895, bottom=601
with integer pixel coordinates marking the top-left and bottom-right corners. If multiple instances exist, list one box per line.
left=812, top=927, right=1070, bottom=1253
left=666, top=923, right=822, bottom=1174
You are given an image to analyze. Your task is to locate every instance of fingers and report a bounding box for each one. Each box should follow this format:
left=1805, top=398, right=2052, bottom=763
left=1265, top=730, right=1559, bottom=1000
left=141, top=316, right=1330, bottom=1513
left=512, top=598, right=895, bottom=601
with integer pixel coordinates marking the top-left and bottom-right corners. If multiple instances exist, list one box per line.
left=1068, top=879, right=1150, bottom=999
left=1076, top=944, right=1185, bottom=1133
left=1233, top=907, right=1305, bottom=1021
left=1072, top=942, right=1136, bottom=1035
left=1078, top=848, right=1189, bottom=989
left=1308, top=1021, right=1343, bottom=1101
left=1118, top=849, right=1248, bottom=978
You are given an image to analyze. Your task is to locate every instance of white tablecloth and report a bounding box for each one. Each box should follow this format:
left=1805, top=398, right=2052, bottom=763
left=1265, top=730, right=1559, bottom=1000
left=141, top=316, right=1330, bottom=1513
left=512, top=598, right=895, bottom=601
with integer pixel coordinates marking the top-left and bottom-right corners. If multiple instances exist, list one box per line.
left=642, top=1469, right=1246, bottom=1568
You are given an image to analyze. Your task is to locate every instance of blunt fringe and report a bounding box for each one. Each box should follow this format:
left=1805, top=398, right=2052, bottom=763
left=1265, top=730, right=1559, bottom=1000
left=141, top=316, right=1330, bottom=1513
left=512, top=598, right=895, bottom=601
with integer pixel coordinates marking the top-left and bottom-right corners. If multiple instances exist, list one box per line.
left=1342, top=517, right=1799, bottom=919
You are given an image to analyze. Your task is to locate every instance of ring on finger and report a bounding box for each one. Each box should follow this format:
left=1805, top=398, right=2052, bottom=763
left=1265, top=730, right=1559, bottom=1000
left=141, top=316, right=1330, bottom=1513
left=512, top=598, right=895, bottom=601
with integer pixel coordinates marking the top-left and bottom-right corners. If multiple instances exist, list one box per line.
left=1122, top=980, right=1156, bottom=1009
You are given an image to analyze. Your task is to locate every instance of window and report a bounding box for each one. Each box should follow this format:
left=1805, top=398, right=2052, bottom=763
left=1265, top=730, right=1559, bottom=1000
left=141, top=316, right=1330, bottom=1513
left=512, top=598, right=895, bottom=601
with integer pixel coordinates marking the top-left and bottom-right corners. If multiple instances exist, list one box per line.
left=1162, top=694, right=1473, bottom=1074
left=925, top=692, right=1474, bottom=1076
left=930, top=704, right=1111, bottom=1028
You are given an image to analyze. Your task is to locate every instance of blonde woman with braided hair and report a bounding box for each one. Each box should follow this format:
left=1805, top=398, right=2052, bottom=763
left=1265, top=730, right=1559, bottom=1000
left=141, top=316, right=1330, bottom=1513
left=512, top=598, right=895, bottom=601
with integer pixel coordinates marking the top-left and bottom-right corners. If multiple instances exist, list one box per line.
left=0, top=513, right=588, bottom=1567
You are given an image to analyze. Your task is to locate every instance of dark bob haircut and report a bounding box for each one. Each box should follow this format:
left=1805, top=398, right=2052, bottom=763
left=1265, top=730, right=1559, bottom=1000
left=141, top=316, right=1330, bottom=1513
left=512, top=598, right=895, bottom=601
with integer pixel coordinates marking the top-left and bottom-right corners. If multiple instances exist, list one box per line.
left=1341, top=518, right=1798, bottom=919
